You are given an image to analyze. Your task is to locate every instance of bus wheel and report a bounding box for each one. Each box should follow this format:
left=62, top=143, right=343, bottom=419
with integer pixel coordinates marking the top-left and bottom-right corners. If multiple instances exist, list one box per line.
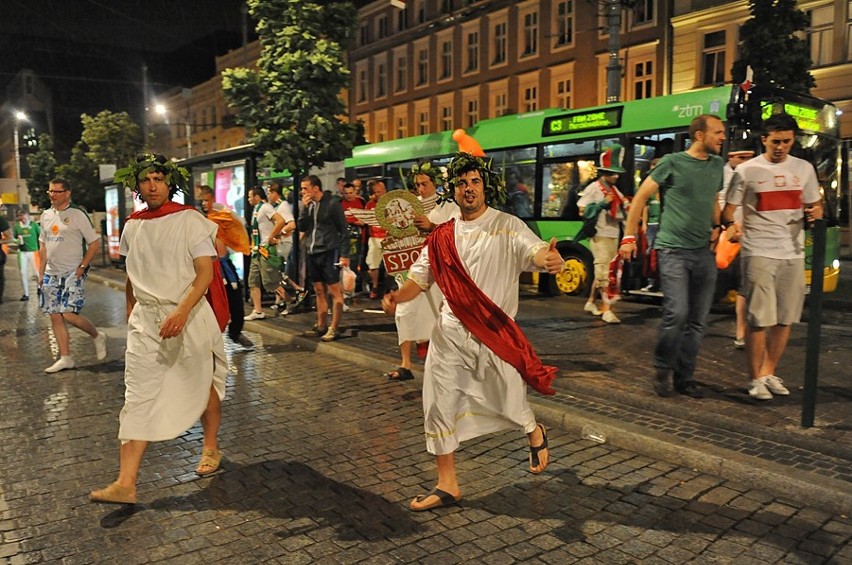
left=555, top=254, right=589, bottom=295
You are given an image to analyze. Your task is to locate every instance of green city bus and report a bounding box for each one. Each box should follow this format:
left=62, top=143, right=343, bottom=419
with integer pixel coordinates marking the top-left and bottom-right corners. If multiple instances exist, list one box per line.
left=344, top=84, right=843, bottom=297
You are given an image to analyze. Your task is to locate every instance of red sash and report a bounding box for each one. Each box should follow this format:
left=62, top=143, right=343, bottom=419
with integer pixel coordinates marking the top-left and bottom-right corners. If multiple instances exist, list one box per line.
left=128, top=201, right=230, bottom=332
left=426, top=220, right=557, bottom=395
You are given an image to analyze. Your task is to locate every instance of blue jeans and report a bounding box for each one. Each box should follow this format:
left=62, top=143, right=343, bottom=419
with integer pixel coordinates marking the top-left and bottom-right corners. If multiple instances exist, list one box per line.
left=655, top=247, right=717, bottom=386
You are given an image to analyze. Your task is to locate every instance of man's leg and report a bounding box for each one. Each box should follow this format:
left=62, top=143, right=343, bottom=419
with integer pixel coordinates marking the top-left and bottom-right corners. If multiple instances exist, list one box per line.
left=746, top=325, right=767, bottom=381
left=760, top=324, right=792, bottom=377
left=116, top=440, right=148, bottom=490
left=653, top=249, right=689, bottom=393
left=50, top=313, right=73, bottom=356
left=400, top=340, right=413, bottom=369
left=62, top=312, right=98, bottom=338
left=19, top=252, right=30, bottom=297
left=410, top=452, right=460, bottom=511
left=327, top=281, right=345, bottom=331
left=735, top=294, right=747, bottom=344
left=672, top=249, right=717, bottom=388
left=197, top=384, right=223, bottom=474
left=250, top=285, right=263, bottom=313
left=314, top=282, right=329, bottom=329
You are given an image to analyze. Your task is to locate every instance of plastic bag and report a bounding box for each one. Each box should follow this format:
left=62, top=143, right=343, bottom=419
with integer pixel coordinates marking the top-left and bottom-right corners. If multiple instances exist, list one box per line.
left=715, top=229, right=741, bottom=269
left=340, top=265, right=356, bottom=293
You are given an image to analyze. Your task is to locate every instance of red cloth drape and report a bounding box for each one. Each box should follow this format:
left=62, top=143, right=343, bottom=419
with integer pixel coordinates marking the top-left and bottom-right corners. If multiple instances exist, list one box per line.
left=426, top=220, right=557, bottom=395
left=128, top=201, right=230, bottom=332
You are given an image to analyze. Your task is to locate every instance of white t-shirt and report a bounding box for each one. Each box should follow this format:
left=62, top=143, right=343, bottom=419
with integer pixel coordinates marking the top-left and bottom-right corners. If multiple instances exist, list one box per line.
left=726, top=154, right=820, bottom=259
left=38, top=204, right=99, bottom=276
left=719, top=163, right=744, bottom=224
left=577, top=180, right=624, bottom=239
left=252, top=201, right=287, bottom=247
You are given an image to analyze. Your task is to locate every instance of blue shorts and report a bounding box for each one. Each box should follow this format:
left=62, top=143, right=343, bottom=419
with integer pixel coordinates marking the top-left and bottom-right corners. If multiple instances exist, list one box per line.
left=40, top=273, right=87, bottom=314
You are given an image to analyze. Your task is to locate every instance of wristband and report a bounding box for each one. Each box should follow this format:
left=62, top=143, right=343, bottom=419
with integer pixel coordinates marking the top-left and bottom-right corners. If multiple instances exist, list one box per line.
left=620, top=235, right=636, bottom=245
left=712, top=224, right=722, bottom=230
left=79, top=264, right=88, bottom=269
left=722, top=220, right=734, bottom=229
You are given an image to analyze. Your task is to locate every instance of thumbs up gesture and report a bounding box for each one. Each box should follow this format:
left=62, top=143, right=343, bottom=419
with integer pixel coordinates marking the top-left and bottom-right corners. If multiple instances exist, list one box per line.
left=542, top=237, right=564, bottom=274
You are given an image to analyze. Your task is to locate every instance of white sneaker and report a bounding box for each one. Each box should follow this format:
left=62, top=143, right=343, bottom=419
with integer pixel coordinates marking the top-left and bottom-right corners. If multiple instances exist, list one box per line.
left=45, top=356, right=76, bottom=374
left=734, top=337, right=745, bottom=349
left=244, top=310, right=266, bottom=320
left=583, top=302, right=602, bottom=316
left=762, top=375, right=790, bottom=396
left=602, top=311, right=621, bottom=324
left=749, top=378, right=773, bottom=400
left=93, top=331, right=107, bottom=360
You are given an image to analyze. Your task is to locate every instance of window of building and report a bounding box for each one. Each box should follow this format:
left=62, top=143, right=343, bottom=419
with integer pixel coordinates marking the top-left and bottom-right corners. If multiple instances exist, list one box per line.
left=520, top=10, right=539, bottom=57
left=416, top=43, right=429, bottom=86
left=464, top=30, right=479, bottom=73
left=376, top=61, right=387, bottom=98
left=554, top=1, right=574, bottom=48
left=466, top=100, right=479, bottom=128
left=701, top=30, right=726, bottom=85
left=377, top=118, right=387, bottom=142
left=440, top=38, right=453, bottom=80
left=357, top=67, right=368, bottom=103
left=493, top=20, right=507, bottom=66
left=555, top=78, right=572, bottom=109
left=418, top=110, right=429, bottom=134
left=494, top=92, right=507, bottom=117
left=359, top=23, right=371, bottom=47
left=396, top=115, right=407, bottom=139
left=395, top=52, right=407, bottom=92
left=441, top=105, right=453, bottom=130
left=441, top=0, right=454, bottom=13
left=632, top=0, right=654, bottom=26
left=415, top=0, right=426, bottom=24
left=523, top=86, right=537, bottom=112
left=632, top=60, right=653, bottom=100
left=377, top=15, right=389, bottom=39
left=808, top=5, right=834, bottom=66
left=396, top=7, right=408, bottom=32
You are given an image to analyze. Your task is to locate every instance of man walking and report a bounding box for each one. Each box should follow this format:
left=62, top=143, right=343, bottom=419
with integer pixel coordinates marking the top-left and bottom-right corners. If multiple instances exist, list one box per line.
left=298, top=174, right=349, bottom=342
left=14, top=210, right=40, bottom=301
left=0, top=207, right=10, bottom=304
left=382, top=152, right=563, bottom=511
left=723, top=113, right=822, bottom=400
left=38, top=178, right=107, bottom=373
left=620, top=115, right=726, bottom=398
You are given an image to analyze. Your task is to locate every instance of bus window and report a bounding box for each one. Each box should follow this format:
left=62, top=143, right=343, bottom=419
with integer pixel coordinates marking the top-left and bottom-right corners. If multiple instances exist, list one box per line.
left=542, top=158, right=597, bottom=219
left=490, top=148, right=536, bottom=218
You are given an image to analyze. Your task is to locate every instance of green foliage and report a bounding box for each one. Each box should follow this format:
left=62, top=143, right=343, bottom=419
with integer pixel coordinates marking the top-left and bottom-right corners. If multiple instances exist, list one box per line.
left=114, top=153, right=191, bottom=196
left=441, top=153, right=507, bottom=207
left=56, top=142, right=102, bottom=211
left=80, top=110, right=144, bottom=166
left=221, top=0, right=359, bottom=176
left=731, top=0, right=815, bottom=94
left=25, top=134, right=57, bottom=209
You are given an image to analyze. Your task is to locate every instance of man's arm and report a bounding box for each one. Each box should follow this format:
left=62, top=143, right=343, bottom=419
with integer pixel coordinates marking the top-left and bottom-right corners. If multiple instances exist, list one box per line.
left=37, top=242, right=47, bottom=284
left=533, top=238, right=564, bottom=274
left=125, top=277, right=136, bottom=320
left=332, top=201, right=350, bottom=266
left=268, top=212, right=289, bottom=242
left=619, top=176, right=658, bottom=259
left=159, top=255, right=214, bottom=339
left=381, top=279, right=424, bottom=315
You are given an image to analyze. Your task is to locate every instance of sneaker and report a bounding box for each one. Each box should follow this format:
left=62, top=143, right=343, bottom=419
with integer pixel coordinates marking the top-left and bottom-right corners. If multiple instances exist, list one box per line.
left=233, top=334, right=254, bottom=348
left=321, top=327, right=341, bottom=342
left=93, top=331, right=108, bottom=360
left=674, top=381, right=704, bottom=398
left=20, top=295, right=29, bottom=301
left=304, top=324, right=328, bottom=337
left=342, top=303, right=351, bottom=313
left=244, top=310, right=266, bottom=320
left=601, top=311, right=621, bottom=324
left=45, top=356, right=75, bottom=374
left=293, top=289, right=309, bottom=308
left=749, top=378, right=773, bottom=400
left=653, top=368, right=673, bottom=397
left=583, top=301, right=602, bottom=316
left=734, top=337, right=745, bottom=349
left=762, top=375, right=790, bottom=396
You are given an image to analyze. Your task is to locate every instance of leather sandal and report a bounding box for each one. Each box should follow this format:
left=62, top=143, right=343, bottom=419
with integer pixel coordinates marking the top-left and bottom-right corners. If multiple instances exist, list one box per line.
left=529, top=423, right=549, bottom=474
left=385, top=367, right=414, bottom=381
left=410, top=488, right=461, bottom=512
left=90, top=482, right=136, bottom=505
left=196, top=448, right=222, bottom=476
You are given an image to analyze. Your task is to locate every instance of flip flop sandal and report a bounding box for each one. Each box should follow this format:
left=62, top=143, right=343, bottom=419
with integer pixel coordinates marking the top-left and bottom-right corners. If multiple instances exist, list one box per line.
left=386, top=367, right=414, bottom=381
left=90, top=482, right=137, bottom=505
left=529, top=423, right=549, bottom=474
left=410, top=488, right=461, bottom=512
left=196, top=448, right=222, bottom=476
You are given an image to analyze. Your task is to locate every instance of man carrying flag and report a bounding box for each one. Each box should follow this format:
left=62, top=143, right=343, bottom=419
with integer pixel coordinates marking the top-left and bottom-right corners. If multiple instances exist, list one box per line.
left=382, top=152, right=564, bottom=512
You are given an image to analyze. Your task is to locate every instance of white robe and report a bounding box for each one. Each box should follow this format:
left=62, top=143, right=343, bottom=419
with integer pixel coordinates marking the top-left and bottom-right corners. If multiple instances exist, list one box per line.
left=118, top=210, right=227, bottom=442
left=408, top=207, right=548, bottom=455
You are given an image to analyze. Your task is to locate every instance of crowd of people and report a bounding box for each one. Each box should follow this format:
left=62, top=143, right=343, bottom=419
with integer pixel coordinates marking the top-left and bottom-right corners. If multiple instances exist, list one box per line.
left=1, top=111, right=821, bottom=510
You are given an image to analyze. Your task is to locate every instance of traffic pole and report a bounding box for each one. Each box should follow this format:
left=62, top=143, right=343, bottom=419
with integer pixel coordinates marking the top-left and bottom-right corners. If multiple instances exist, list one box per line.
left=801, top=218, right=825, bottom=428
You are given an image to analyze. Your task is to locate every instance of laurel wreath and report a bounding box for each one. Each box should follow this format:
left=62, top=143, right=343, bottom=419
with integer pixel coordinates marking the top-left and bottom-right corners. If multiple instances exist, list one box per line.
left=114, top=153, right=191, bottom=196
left=439, top=152, right=507, bottom=206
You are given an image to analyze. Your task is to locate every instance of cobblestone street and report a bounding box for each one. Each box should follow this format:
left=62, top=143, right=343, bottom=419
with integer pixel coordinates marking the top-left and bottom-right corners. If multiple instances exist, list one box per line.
left=0, top=271, right=850, bottom=564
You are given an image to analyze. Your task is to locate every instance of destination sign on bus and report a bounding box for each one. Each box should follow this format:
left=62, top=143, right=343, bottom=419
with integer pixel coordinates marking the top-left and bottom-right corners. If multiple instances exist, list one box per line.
left=761, top=102, right=824, bottom=133
left=542, top=107, right=624, bottom=137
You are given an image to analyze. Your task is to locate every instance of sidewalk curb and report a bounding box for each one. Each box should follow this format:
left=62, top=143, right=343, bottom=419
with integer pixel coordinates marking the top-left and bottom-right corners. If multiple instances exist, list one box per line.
left=242, top=318, right=852, bottom=516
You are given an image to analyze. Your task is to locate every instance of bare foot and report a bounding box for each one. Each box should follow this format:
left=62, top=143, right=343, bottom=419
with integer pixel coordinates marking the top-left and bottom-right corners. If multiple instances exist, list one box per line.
left=410, top=486, right=462, bottom=511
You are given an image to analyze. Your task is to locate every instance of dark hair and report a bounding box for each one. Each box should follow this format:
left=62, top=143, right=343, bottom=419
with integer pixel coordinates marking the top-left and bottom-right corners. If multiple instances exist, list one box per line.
left=50, top=177, right=72, bottom=191
left=343, top=182, right=355, bottom=190
left=198, top=185, right=215, bottom=197
left=688, top=114, right=722, bottom=140
left=249, top=186, right=267, bottom=200
left=763, top=113, right=799, bottom=135
left=306, top=174, right=322, bottom=190
left=268, top=183, right=283, bottom=197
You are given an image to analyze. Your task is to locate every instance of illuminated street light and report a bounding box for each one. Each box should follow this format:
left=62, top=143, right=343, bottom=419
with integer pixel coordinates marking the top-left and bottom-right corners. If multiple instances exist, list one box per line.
left=154, top=104, right=192, bottom=158
left=13, top=111, right=29, bottom=181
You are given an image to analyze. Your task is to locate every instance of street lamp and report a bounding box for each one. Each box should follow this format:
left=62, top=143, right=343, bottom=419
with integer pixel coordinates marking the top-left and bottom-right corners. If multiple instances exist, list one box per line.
left=13, top=110, right=28, bottom=181
left=154, top=104, right=192, bottom=159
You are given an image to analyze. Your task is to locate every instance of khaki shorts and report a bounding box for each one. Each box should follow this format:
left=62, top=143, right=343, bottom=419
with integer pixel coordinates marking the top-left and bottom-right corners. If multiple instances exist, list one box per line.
left=743, top=256, right=805, bottom=327
left=366, top=237, right=384, bottom=270
left=589, top=235, right=619, bottom=287
left=248, top=254, right=282, bottom=293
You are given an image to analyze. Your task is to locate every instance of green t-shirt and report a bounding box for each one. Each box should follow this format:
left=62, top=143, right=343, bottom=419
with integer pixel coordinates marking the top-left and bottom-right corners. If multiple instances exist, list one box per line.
left=646, top=193, right=661, bottom=225
left=13, top=221, right=40, bottom=252
left=650, top=151, right=723, bottom=250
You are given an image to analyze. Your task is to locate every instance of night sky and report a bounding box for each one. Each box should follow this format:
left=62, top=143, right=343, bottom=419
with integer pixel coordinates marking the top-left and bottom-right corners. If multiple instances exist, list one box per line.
left=0, top=0, right=254, bottom=155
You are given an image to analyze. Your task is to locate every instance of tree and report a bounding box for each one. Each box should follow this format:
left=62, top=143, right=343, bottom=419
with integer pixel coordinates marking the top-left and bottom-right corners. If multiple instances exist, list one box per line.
left=56, top=141, right=101, bottom=212
left=221, top=0, right=359, bottom=176
left=731, top=0, right=815, bottom=94
left=25, top=133, right=58, bottom=209
left=80, top=110, right=144, bottom=166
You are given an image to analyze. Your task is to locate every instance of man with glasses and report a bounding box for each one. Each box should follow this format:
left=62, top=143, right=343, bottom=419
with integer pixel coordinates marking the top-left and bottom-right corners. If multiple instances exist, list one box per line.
left=38, top=177, right=107, bottom=373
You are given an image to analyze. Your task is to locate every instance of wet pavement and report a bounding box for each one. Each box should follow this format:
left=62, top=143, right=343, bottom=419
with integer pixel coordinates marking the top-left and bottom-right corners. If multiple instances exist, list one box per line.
left=0, top=257, right=850, bottom=564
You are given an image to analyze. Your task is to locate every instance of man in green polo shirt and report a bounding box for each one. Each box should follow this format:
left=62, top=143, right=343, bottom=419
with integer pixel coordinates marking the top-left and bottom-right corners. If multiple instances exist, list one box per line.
left=14, top=210, right=40, bottom=301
